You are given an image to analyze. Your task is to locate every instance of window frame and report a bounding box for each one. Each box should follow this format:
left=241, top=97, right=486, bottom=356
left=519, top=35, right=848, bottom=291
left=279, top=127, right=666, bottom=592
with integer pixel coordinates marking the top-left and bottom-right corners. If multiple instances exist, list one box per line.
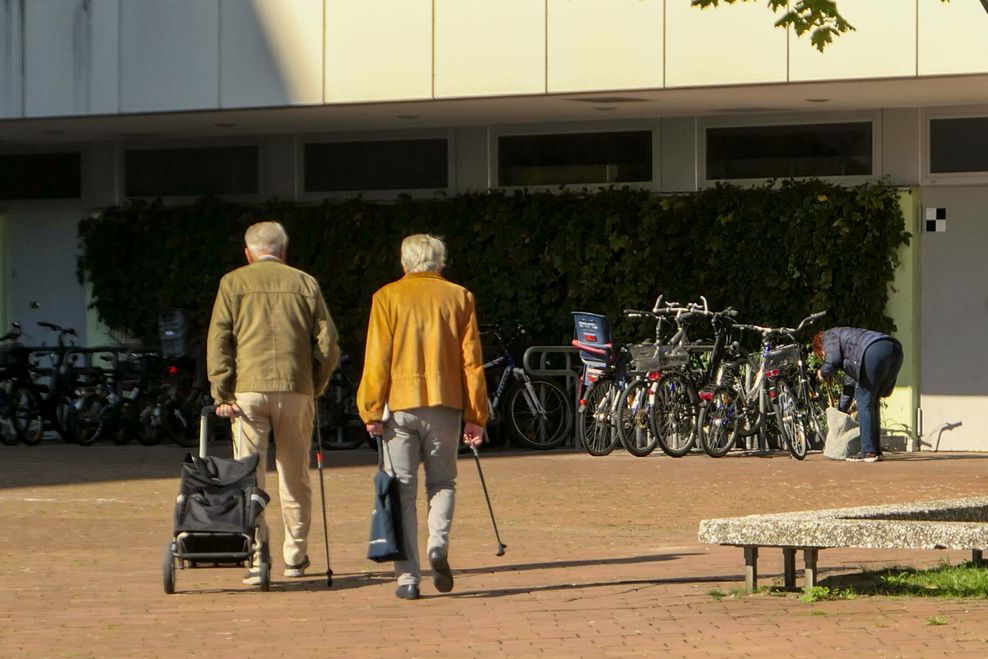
left=491, top=120, right=660, bottom=192
left=697, top=112, right=881, bottom=187
left=297, top=129, right=454, bottom=201
left=119, top=138, right=264, bottom=204
left=922, top=107, right=988, bottom=186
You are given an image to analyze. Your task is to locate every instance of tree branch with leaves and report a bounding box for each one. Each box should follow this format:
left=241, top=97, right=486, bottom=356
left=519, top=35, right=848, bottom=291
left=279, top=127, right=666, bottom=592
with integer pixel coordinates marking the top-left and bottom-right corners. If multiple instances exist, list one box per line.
left=692, top=0, right=952, bottom=52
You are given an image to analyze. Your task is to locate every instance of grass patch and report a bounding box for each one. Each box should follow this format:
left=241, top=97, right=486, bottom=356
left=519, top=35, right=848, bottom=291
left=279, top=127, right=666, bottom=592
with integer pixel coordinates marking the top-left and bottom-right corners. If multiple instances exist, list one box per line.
left=800, top=586, right=857, bottom=603
left=706, top=589, right=725, bottom=601
left=927, top=616, right=948, bottom=626
left=815, top=561, right=988, bottom=599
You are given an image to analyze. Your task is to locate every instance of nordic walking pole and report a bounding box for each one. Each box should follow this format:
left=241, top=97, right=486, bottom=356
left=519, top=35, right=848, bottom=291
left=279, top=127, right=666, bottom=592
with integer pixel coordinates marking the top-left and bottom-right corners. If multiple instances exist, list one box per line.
left=470, top=445, right=507, bottom=556
left=313, top=402, right=333, bottom=587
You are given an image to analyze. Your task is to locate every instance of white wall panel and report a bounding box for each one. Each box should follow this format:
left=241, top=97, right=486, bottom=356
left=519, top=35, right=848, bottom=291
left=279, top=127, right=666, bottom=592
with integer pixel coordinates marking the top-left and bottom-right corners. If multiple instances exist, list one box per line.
left=24, top=0, right=118, bottom=117
left=790, top=0, right=914, bottom=82
left=120, top=0, right=220, bottom=113
left=0, top=0, right=23, bottom=118
left=221, top=0, right=323, bottom=108
left=435, top=0, right=544, bottom=98
left=665, top=1, right=786, bottom=86
left=547, top=0, right=662, bottom=93
left=326, top=0, right=431, bottom=103
left=919, top=0, right=988, bottom=75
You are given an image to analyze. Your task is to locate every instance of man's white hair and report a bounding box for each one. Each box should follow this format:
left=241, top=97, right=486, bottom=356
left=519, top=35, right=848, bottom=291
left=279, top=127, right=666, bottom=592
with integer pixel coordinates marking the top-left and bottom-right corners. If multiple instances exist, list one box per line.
left=401, top=234, right=447, bottom=274
left=245, top=221, right=288, bottom=257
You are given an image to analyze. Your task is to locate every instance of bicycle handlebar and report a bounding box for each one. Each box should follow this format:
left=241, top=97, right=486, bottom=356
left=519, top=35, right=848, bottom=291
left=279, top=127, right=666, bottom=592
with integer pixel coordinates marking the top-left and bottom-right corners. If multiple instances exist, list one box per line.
left=732, top=311, right=827, bottom=340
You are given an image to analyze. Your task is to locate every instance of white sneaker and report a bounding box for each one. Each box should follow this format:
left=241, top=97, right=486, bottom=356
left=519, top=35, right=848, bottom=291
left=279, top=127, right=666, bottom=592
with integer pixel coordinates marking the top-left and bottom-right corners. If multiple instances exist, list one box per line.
left=284, top=556, right=310, bottom=578
left=242, top=567, right=260, bottom=586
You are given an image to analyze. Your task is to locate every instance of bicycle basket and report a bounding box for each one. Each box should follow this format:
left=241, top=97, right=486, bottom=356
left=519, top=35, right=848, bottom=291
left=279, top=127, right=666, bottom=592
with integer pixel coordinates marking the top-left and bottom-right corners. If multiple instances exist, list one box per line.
left=764, top=343, right=801, bottom=370
left=628, top=343, right=689, bottom=372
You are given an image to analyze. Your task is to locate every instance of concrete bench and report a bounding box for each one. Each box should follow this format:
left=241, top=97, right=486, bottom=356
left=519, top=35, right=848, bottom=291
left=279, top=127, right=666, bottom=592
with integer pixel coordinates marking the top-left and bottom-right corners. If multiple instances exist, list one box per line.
left=698, top=497, right=988, bottom=592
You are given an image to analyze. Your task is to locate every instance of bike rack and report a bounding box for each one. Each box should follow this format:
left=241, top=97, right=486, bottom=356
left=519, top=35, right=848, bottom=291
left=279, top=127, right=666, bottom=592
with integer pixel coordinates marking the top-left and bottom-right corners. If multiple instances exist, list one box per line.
left=522, top=345, right=582, bottom=447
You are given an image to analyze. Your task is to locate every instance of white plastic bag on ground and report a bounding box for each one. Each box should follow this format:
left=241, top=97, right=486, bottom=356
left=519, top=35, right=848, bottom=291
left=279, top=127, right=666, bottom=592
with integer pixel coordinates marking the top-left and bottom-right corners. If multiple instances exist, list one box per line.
left=824, top=407, right=860, bottom=460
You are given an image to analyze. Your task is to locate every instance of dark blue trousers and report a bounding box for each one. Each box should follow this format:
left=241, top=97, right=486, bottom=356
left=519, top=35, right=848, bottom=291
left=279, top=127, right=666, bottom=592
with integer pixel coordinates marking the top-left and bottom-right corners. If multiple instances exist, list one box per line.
left=855, top=339, right=904, bottom=455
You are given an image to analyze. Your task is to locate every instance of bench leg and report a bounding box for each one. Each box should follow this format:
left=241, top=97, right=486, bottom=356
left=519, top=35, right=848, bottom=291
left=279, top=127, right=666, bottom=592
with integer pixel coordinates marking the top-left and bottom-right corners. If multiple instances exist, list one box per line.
left=973, top=549, right=983, bottom=566
left=782, top=547, right=797, bottom=590
left=744, top=546, right=758, bottom=593
left=803, top=548, right=818, bottom=589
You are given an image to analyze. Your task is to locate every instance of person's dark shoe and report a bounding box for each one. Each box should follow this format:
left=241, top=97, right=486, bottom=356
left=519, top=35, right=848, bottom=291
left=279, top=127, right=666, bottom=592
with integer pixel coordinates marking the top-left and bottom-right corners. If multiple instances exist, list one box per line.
left=846, top=452, right=881, bottom=463
left=428, top=547, right=454, bottom=593
left=284, top=556, right=310, bottom=578
left=395, top=584, right=420, bottom=600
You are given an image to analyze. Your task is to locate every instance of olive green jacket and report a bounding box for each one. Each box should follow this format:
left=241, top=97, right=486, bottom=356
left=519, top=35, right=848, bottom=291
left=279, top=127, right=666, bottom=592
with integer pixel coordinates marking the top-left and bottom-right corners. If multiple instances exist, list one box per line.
left=207, top=258, right=339, bottom=404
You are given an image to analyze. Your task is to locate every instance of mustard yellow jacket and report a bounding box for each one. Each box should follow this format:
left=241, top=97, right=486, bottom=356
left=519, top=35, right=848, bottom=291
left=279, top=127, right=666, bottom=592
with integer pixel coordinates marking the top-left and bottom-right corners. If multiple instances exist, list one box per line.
left=356, top=272, right=488, bottom=426
left=207, top=258, right=339, bottom=403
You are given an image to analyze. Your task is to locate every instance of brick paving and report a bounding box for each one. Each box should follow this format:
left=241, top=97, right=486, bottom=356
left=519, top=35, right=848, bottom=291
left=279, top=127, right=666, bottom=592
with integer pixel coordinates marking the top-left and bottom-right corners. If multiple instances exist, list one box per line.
left=3, top=441, right=988, bottom=658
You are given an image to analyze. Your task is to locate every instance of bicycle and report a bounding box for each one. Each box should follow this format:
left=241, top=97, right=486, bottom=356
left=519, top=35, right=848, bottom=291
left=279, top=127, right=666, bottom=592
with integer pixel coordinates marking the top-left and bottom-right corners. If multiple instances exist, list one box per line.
left=699, top=312, right=825, bottom=460
left=572, top=311, right=627, bottom=456
left=0, top=322, right=29, bottom=445
left=619, top=299, right=741, bottom=458
left=482, top=322, right=571, bottom=450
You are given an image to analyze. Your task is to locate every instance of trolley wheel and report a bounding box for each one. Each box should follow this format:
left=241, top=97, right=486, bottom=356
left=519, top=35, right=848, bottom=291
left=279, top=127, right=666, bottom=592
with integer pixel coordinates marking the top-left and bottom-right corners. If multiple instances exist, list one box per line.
left=162, top=541, right=176, bottom=594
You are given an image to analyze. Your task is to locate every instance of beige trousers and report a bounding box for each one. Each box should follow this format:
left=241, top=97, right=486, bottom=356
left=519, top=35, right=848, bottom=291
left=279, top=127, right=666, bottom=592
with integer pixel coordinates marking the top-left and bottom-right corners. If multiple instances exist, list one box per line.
left=232, top=391, right=314, bottom=567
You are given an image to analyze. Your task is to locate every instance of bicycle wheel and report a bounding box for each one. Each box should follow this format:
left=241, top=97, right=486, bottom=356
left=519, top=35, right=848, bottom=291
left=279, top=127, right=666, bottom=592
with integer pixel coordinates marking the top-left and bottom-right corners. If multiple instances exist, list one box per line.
left=318, top=395, right=368, bottom=450
left=651, top=373, right=697, bottom=458
left=11, top=384, right=43, bottom=445
left=67, top=393, right=106, bottom=446
left=616, top=379, right=659, bottom=457
left=578, top=378, right=619, bottom=457
left=775, top=377, right=807, bottom=460
left=504, top=379, right=571, bottom=450
left=0, top=387, right=19, bottom=445
left=136, top=399, right=168, bottom=446
left=699, top=386, right=740, bottom=457
left=801, top=384, right=828, bottom=450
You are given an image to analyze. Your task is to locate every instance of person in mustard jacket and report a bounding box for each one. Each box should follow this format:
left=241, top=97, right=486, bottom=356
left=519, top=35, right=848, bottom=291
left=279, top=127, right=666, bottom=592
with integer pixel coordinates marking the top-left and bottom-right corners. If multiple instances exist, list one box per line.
left=357, top=234, right=488, bottom=601
left=207, top=221, right=339, bottom=583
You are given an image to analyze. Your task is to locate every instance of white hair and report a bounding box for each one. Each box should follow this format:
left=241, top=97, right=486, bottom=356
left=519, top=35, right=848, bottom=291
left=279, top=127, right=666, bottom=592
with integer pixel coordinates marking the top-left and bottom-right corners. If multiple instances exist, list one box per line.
left=244, top=221, right=288, bottom=257
left=401, top=234, right=447, bottom=273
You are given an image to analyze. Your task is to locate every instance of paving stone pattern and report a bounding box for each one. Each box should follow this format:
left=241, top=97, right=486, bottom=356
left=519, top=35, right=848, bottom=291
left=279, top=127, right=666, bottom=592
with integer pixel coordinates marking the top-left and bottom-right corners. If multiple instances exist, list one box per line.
left=3, top=443, right=988, bottom=657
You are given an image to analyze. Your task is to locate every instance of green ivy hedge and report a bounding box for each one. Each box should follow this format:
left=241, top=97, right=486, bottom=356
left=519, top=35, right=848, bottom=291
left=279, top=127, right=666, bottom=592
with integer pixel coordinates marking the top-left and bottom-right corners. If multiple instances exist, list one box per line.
left=77, top=180, right=909, bottom=358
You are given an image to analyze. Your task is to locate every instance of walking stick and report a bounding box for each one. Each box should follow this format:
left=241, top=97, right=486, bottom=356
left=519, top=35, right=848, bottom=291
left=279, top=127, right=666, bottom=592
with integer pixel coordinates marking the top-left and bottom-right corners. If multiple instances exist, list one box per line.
left=313, top=402, right=333, bottom=587
left=470, top=446, right=507, bottom=556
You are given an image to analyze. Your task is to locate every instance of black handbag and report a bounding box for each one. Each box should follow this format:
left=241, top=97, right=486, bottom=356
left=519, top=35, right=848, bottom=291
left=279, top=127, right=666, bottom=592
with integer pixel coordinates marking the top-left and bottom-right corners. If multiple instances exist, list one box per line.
left=367, top=435, right=406, bottom=562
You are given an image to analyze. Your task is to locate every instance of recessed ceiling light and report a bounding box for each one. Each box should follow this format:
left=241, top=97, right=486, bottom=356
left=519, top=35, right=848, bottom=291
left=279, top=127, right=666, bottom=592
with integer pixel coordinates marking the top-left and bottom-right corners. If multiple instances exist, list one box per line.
left=568, top=96, right=647, bottom=104
left=805, top=98, right=830, bottom=103
left=396, top=114, right=419, bottom=120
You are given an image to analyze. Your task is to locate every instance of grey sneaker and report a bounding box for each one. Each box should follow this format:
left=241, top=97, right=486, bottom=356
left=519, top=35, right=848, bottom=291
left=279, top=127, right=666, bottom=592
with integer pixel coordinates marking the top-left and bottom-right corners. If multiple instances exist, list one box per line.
left=284, top=556, right=310, bottom=578
left=846, top=452, right=881, bottom=463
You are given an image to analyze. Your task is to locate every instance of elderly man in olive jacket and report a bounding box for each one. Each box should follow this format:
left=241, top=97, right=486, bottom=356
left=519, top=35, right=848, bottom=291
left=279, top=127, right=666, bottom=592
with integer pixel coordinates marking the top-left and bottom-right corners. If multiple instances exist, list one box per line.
left=207, top=221, right=339, bottom=582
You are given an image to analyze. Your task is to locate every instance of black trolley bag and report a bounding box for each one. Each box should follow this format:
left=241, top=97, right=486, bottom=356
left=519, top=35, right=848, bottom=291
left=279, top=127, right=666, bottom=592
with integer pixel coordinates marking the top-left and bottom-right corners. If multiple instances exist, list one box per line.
left=163, top=405, right=271, bottom=593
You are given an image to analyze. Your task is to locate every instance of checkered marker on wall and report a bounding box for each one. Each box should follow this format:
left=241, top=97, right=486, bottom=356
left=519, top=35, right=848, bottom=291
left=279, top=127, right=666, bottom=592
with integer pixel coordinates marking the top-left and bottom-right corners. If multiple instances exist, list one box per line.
left=925, top=207, right=946, bottom=233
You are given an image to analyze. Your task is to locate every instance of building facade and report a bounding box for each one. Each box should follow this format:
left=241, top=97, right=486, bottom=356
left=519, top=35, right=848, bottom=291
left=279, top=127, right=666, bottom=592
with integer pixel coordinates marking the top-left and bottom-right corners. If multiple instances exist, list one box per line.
left=2, top=0, right=988, bottom=449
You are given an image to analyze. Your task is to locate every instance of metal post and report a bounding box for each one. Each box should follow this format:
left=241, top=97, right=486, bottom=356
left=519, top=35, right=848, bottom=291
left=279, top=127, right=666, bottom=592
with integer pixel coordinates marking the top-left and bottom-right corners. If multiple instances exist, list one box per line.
left=744, top=546, right=758, bottom=593
left=782, top=547, right=797, bottom=590
left=803, top=548, right=819, bottom=589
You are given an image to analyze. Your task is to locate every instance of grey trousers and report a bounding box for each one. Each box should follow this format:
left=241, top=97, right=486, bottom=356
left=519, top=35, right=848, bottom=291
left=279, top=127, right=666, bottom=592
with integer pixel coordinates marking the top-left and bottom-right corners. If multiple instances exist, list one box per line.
left=383, top=406, right=462, bottom=586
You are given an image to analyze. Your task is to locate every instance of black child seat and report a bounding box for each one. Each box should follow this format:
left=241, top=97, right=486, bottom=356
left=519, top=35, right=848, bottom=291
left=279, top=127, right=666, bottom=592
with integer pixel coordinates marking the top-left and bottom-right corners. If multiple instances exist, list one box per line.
left=163, top=452, right=271, bottom=593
